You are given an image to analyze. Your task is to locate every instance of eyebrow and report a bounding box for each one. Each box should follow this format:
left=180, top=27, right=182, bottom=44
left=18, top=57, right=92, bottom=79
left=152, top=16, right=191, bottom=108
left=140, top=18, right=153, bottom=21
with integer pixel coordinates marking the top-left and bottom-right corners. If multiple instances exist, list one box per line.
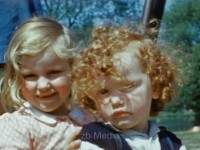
left=120, top=81, right=138, bottom=88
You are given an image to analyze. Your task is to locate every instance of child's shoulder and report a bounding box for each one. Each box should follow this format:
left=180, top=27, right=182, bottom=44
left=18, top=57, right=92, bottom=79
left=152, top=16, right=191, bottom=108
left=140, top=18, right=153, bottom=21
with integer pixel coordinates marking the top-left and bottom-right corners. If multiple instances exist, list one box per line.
left=78, top=122, right=132, bottom=150
left=79, top=122, right=113, bottom=138
left=0, top=110, right=31, bottom=134
left=0, top=109, right=30, bottom=124
left=158, top=126, right=181, bottom=141
left=80, top=122, right=119, bottom=134
left=158, top=126, right=183, bottom=150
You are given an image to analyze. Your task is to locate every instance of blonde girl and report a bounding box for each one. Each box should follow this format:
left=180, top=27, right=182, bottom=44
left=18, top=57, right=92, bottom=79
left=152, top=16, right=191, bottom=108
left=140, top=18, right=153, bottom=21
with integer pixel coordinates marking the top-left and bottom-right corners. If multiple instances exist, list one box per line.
left=0, top=17, right=93, bottom=150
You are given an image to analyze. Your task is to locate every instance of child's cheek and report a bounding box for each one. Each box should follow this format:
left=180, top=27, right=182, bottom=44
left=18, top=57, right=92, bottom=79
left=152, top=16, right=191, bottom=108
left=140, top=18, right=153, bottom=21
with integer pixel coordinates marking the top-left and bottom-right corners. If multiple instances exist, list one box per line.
left=99, top=103, right=113, bottom=119
left=100, top=97, right=110, bottom=105
left=21, top=81, right=36, bottom=92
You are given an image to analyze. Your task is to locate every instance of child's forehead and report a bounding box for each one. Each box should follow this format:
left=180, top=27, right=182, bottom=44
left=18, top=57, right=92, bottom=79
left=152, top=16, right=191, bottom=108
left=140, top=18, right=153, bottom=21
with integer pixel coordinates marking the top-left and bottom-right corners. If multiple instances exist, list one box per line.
left=20, top=49, right=52, bottom=60
left=19, top=49, right=68, bottom=67
left=113, top=46, right=141, bottom=70
left=113, top=41, right=140, bottom=58
left=99, top=77, right=135, bottom=89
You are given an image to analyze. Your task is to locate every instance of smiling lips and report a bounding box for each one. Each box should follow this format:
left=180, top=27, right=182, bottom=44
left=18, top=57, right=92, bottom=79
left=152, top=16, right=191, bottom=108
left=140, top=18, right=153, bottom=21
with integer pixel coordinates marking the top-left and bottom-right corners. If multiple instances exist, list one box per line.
left=37, top=92, right=56, bottom=101
left=37, top=90, right=55, bottom=97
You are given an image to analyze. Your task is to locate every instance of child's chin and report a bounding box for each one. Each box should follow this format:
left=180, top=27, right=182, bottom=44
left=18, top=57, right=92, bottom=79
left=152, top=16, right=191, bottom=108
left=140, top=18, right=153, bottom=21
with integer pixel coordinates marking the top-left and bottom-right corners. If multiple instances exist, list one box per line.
left=114, top=121, right=133, bottom=130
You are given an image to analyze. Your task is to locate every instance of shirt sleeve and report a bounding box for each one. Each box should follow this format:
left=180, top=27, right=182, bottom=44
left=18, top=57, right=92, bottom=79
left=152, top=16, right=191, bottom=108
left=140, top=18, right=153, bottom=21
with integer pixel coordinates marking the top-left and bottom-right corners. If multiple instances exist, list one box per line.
left=180, top=145, right=187, bottom=150
left=78, top=141, right=104, bottom=150
left=0, top=113, right=32, bottom=150
left=69, top=106, right=98, bottom=125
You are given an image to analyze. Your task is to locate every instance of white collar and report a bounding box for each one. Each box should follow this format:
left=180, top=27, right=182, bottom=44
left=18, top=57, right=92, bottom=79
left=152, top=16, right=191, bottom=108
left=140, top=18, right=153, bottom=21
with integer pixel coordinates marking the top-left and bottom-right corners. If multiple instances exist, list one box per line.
left=22, top=102, right=91, bottom=126
left=121, top=121, right=160, bottom=138
left=22, top=102, right=62, bottom=126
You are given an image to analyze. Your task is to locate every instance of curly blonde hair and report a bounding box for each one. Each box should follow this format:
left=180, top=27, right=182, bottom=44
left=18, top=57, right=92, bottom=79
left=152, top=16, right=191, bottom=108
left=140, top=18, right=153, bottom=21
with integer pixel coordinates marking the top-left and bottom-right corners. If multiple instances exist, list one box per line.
left=73, top=26, right=176, bottom=116
left=0, top=17, right=79, bottom=112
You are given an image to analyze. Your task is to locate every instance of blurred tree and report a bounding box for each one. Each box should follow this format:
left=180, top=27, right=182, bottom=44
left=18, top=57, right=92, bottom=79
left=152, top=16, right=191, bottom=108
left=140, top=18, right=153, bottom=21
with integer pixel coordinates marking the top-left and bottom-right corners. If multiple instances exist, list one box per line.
left=160, top=0, right=200, bottom=125
left=0, top=0, right=43, bottom=64
left=41, top=0, right=142, bottom=42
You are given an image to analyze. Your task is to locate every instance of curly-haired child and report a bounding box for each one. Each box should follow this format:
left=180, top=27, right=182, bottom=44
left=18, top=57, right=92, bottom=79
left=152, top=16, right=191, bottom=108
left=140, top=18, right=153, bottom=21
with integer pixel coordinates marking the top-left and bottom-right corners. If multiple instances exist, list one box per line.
left=73, top=26, right=186, bottom=150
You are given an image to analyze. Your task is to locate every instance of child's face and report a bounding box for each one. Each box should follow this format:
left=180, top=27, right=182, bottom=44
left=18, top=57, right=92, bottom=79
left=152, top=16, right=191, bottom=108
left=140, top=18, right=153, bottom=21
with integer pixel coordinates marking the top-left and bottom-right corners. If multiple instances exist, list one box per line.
left=95, top=46, right=158, bottom=133
left=20, top=50, right=71, bottom=115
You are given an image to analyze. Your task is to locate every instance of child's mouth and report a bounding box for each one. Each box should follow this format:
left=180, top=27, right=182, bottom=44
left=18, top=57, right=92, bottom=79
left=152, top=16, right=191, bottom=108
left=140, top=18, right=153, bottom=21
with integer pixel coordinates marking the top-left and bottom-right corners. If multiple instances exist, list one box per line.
left=113, top=111, right=131, bottom=118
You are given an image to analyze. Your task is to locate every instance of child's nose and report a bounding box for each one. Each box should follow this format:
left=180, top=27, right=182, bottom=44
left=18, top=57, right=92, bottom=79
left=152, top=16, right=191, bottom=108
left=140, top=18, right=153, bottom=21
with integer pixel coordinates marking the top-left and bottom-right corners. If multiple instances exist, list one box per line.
left=110, top=96, right=124, bottom=107
left=37, top=76, right=50, bottom=90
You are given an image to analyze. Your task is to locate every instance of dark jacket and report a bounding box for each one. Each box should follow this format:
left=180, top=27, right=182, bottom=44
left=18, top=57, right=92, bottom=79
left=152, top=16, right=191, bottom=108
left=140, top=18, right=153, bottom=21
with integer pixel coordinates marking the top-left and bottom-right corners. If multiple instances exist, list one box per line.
left=77, top=122, right=183, bottom=150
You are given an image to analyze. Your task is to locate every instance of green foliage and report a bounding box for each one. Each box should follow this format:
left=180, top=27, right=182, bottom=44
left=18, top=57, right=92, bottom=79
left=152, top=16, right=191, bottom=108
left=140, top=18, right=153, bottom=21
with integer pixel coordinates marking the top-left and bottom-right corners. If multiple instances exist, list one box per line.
left=176, top=131, right=200, bottom=149
left=163, top=0, right=200, bottom=49
left=152, top=110, right=195, bottom=131
left=161, top=0, right=200, bottom=124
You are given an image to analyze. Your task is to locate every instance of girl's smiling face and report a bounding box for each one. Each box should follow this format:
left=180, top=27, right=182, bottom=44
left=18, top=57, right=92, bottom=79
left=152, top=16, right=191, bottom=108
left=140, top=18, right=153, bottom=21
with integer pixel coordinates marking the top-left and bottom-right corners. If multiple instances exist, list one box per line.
left=20, top=49, right=71, bottom=115
left=95, top=45, right=158, bottom=133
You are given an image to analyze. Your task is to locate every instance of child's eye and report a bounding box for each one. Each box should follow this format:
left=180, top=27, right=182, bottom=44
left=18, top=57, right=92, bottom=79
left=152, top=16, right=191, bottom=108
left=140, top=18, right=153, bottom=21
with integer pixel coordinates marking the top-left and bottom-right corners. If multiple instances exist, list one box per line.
left=50, top=70, right=62, bottom=74
left=48, top=70, right=63, bottom=76
left=99, top=89, right=109, bottom=95
left=23, top=74, right=37, bottom=80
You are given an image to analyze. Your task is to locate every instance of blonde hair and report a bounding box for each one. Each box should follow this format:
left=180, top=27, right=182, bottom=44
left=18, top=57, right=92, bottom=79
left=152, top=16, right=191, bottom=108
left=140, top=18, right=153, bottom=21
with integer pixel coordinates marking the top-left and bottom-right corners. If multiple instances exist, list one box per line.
left=73, top=26, right=176, bottom=116
left=0, top=17, right=78, bottom=112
